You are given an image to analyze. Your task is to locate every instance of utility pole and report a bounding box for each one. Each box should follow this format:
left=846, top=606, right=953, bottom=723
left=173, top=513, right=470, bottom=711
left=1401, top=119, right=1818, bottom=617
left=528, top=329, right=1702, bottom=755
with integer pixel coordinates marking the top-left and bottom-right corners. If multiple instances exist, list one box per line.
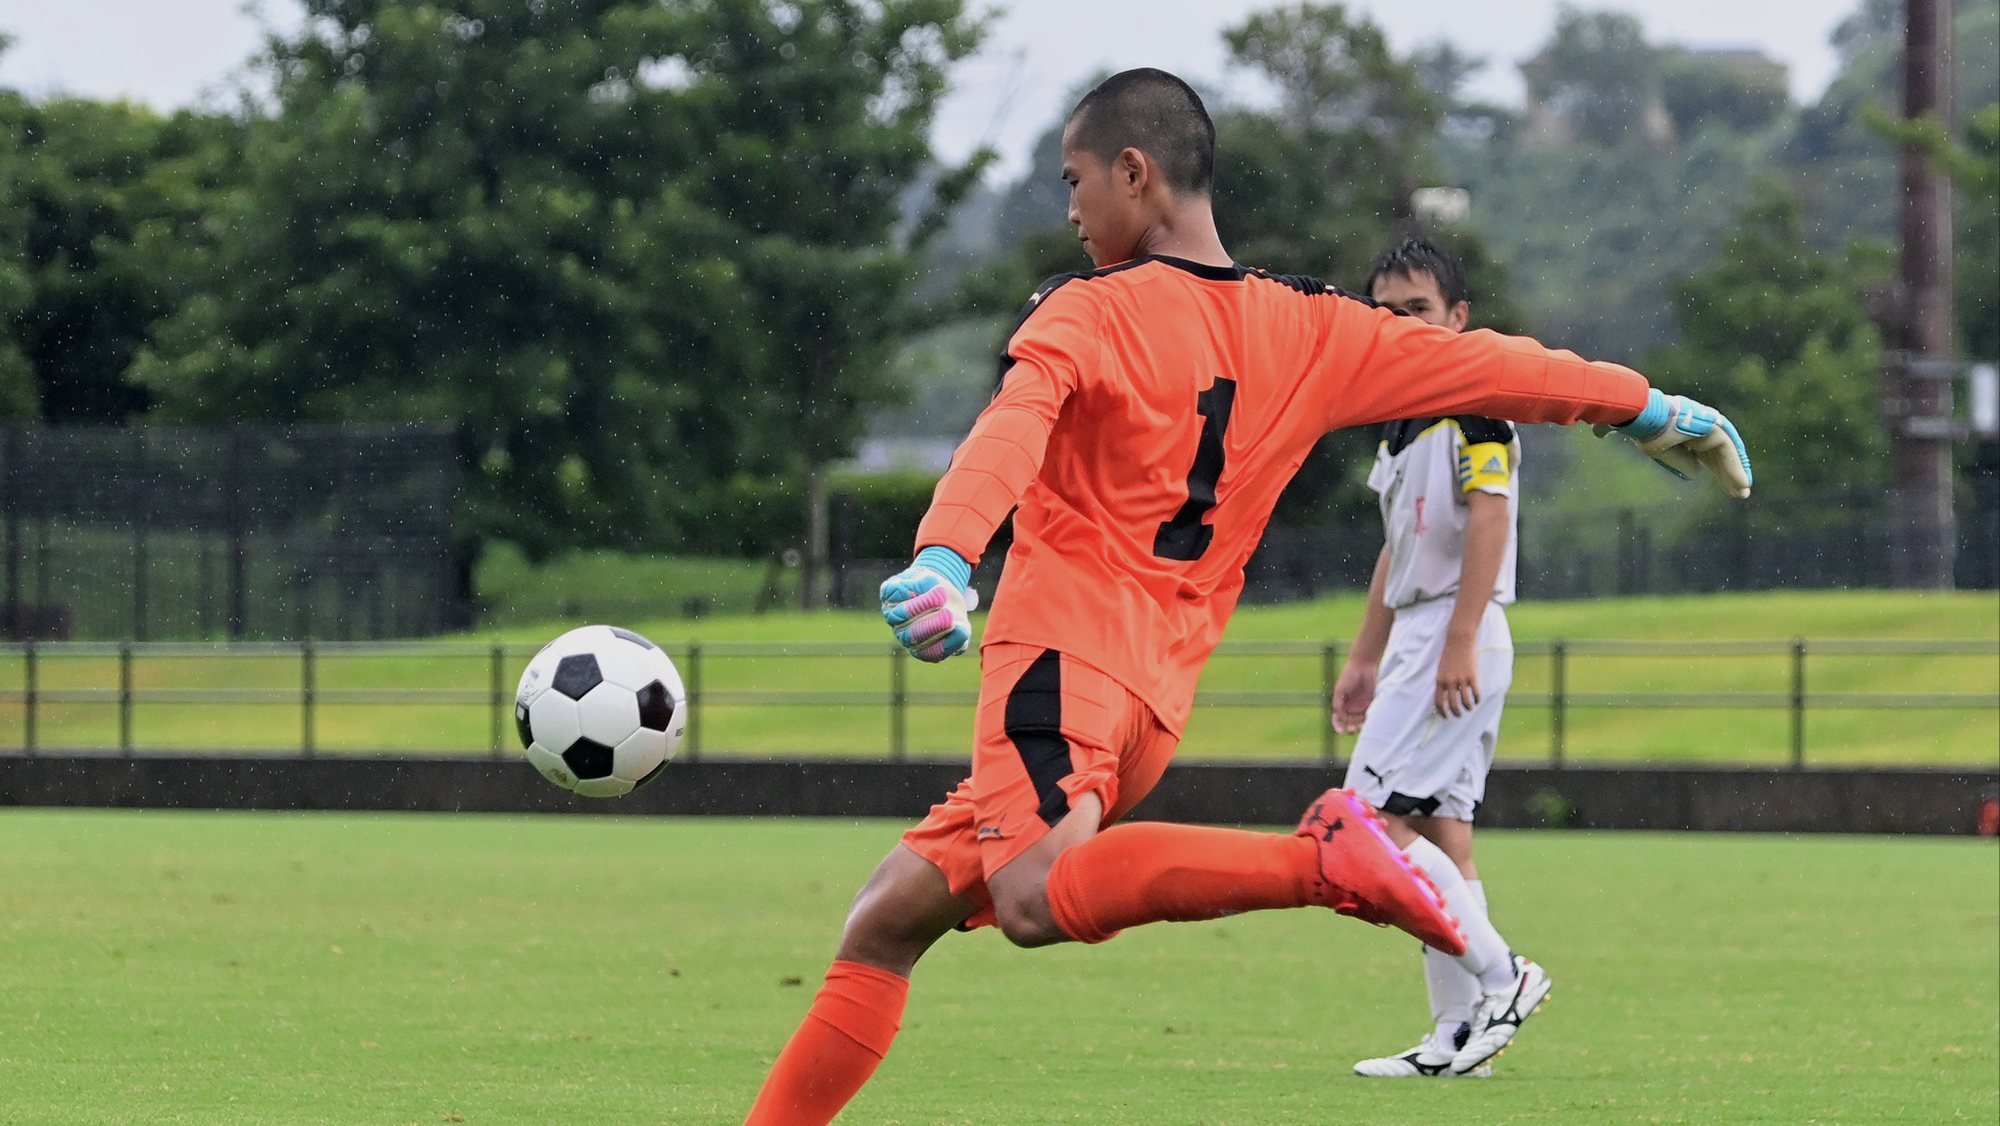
left=1885, top=0, right=1956, bottom=588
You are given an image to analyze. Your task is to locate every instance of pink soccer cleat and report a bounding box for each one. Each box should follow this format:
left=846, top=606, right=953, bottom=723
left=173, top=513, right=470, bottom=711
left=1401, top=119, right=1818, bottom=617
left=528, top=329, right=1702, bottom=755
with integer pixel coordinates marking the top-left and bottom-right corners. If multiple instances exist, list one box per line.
left=1295, top=788, right=1467, bottom=955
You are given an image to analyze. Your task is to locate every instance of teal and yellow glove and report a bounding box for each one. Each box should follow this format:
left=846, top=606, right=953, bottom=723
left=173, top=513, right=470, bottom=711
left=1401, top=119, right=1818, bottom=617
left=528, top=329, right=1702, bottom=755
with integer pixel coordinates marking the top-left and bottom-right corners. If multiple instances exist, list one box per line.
left=880, top=546, right=979, bottom=663
left=1596, top=389, right=1753, bottom=498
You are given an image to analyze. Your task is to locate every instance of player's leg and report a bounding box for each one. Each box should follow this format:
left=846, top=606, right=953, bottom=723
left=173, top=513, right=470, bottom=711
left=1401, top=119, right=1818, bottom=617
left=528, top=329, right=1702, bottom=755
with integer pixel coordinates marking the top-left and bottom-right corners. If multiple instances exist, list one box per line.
left=1401, top=607, right=1550, bottom=1074
left=1377, top=810, right=1512, bottom=992
left=1410, top=812, right=1477, bottom=879
left=1405, top=813, right=1482, bottom=1055
left=1348, top=602, right=1533, bottom=1075
left=740, top=804, right=980, bottom=1126
left=1344, top=604, right=1507, bottom=979
left=970, top=650, right=1462, bottom=951
left=837, top=843, right=981, bottom=974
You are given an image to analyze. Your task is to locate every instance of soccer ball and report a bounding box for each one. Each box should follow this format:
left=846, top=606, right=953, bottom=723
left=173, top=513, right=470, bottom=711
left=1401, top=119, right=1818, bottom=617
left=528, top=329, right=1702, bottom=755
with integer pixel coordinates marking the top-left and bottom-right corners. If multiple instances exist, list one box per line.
left=515, top=625, right=687, bottom=798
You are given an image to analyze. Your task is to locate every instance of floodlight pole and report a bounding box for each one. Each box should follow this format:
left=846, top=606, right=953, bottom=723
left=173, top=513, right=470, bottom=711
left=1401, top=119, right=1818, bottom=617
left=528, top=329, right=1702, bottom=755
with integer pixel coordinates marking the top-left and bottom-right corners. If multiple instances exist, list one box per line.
left=1886, top=0, right=1956, bottom=588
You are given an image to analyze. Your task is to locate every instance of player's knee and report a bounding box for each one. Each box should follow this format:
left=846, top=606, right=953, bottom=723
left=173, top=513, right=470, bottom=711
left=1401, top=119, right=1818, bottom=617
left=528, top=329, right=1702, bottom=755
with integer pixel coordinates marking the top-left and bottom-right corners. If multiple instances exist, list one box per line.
left=992, top=889, right=1065, bottom=948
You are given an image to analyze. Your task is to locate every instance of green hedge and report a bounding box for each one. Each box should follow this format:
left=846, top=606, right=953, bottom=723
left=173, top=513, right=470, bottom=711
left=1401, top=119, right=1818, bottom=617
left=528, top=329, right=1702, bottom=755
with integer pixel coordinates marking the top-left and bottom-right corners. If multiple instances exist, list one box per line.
left=666, top=471, right=939, bottom=559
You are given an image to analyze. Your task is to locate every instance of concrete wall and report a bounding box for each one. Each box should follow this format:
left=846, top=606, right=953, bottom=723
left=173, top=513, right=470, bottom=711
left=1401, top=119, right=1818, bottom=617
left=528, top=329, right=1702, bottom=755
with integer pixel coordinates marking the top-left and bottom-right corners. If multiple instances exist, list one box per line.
left=2, top=754, right=1994, bottom=835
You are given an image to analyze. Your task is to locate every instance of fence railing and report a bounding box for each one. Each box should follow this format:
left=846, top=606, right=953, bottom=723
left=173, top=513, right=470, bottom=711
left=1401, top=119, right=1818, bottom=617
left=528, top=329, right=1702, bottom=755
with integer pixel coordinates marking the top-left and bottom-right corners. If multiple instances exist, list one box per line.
left=0, top=638, right=1993, bottom=766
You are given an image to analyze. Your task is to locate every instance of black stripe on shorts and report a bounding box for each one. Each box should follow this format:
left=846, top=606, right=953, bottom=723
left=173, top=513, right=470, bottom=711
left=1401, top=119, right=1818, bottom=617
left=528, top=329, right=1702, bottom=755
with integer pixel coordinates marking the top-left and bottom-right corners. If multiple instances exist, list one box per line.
left=1004, top=649, right=1073, bottom=827
left=1380, top=791, right=1444, bottom=817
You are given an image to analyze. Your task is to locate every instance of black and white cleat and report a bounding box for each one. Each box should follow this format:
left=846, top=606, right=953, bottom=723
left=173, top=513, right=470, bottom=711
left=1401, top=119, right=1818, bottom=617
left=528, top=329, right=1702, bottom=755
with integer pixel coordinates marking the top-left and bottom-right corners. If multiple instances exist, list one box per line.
left=1355, top=1029, right=1491, bottom=1078
left=1451, top=955, right=1552, bottom=1075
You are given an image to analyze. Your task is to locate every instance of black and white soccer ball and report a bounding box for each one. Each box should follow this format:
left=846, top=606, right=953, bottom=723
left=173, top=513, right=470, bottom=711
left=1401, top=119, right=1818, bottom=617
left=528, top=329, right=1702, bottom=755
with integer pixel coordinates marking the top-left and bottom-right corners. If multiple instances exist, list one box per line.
left=515, top=625, right=687, bottom=798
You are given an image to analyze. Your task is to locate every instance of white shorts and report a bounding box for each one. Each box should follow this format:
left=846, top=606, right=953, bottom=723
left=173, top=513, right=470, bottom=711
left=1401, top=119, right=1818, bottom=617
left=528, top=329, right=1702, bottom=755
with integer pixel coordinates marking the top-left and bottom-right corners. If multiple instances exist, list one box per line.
left=1342, top=598, right=1512, bottom=823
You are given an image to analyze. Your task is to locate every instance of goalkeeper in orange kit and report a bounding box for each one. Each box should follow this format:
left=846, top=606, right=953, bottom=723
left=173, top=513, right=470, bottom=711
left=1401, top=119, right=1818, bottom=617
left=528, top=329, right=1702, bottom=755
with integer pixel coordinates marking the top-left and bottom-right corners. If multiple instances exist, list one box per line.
left=741, top=68, right=1752, bottom=1126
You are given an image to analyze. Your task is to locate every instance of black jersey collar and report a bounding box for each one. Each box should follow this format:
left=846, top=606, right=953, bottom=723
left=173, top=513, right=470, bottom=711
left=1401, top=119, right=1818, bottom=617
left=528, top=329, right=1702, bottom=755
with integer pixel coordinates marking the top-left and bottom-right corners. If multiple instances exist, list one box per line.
left=1146, top=255, right=1248, bottom=281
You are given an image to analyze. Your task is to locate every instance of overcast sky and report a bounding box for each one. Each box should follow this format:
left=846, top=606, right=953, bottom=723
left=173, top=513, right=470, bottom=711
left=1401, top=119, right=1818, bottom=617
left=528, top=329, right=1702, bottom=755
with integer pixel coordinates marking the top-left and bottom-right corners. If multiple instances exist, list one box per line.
left=1, top=0, right=1863, bottom=181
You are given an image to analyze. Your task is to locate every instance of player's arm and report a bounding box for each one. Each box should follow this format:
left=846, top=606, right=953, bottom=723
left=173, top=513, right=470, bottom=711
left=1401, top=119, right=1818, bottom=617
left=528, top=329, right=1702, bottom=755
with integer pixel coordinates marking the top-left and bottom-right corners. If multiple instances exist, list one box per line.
left=1437, top=426, right=1513, bottom=718
left=881, top=282, right=1092, bottom=662
left=1314, top=303, right=1751, bottom=497
left=1437, top=492, right=1507, bottom=718
left=1331, top=545, right=1394, bottom=734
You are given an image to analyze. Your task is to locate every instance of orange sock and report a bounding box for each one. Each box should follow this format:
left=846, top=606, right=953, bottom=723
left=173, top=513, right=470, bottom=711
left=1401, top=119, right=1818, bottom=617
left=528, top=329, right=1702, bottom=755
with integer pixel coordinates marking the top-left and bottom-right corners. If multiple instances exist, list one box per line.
left=1045, top=822, right=1318, bottom=943
left=741, top=961, right=908, bottom=1126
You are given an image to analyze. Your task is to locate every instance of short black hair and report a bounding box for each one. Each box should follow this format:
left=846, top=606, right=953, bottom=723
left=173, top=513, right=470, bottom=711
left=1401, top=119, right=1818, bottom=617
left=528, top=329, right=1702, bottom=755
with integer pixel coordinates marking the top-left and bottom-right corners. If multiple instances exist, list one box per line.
left=1066, top=68, right=1216, bottom=196
left=1365, top=237, right=1471, bottom=308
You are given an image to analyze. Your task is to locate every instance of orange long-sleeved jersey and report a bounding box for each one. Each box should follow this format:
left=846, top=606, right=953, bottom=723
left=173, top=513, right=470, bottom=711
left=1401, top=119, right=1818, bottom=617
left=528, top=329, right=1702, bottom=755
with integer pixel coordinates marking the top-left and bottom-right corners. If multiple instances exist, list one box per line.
left=916, top=256, right=1649, bottom=733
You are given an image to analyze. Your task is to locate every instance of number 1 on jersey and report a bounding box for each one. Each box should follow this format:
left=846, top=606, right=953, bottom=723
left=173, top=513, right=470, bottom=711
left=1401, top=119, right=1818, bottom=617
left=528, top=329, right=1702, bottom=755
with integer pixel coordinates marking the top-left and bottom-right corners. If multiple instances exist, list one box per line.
left=1153, top=378, right=1237, bottom=561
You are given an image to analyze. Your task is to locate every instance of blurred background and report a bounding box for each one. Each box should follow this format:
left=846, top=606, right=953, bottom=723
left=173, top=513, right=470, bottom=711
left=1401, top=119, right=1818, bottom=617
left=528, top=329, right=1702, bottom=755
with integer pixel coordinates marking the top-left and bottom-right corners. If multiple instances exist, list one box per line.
left=0, top=0, right=1992, bottom=636
left=0, top=0, right=1992, bottom=769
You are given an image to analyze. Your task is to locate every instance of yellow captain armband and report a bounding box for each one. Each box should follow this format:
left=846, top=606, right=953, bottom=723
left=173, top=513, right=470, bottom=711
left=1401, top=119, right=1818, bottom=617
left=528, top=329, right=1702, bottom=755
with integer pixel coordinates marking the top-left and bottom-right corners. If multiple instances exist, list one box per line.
left=1457, top=442, right=1510, bottom=492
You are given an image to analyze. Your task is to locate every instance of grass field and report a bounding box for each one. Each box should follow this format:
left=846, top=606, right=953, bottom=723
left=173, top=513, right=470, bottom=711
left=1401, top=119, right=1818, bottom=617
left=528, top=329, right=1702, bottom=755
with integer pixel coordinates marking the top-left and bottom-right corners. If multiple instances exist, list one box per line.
left=0, top=810, right=1992, bottom=1125
left=2, top=590, right=1992, bottom=766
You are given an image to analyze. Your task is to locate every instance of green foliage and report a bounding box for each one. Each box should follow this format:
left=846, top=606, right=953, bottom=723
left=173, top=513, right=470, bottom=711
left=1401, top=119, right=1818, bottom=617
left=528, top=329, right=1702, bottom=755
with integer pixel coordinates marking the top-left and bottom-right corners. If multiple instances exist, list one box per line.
left=1869, top=100, right=2000, bottom=358
left=1960, top=104, right=2000, bottom=358
left=1455, top=0, right=1994, bottom=371
left=131, top=0, right=983, bottom=559
left=831, top=469, right=939, bottom=556
left=1522, top=6, right=1663, bottom=147
left=1221, top=4, right=1434, bottom=144
left=0, top=90, right=35, bottom=418
left=1788, top=0, right=1996, bottom=275
left=1660, top=51, right=1789, bottom=137
left=1645, top=188, right=1889, bottom=497
left=1448, top=129, right=1775, bottom=360
left=661, top=468, right=934, bottom=558
left=0, top=92, right=242, bottom=422
left=1214, top=3, right=1435, bottom=280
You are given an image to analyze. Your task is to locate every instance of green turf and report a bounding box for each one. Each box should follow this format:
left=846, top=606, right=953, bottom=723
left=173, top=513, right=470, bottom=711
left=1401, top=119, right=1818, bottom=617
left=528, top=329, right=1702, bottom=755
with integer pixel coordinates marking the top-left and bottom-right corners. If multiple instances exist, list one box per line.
left=0, top=811, right=1992, bottom=1125
left=0, top=590, right=1992, bottom=764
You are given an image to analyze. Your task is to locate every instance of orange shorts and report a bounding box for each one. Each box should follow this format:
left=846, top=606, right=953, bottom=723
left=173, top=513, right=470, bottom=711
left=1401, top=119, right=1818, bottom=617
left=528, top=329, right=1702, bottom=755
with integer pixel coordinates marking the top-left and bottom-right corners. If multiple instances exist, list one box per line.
left=901, top=643, right=1178, bottom=931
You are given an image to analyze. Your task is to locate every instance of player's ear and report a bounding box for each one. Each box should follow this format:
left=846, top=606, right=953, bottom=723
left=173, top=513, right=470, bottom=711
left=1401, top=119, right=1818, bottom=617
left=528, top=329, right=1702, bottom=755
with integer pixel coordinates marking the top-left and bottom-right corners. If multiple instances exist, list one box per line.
left=1116, top=146, right=1146, bottom=193
left=1446, top=301, right=1470, bottom=333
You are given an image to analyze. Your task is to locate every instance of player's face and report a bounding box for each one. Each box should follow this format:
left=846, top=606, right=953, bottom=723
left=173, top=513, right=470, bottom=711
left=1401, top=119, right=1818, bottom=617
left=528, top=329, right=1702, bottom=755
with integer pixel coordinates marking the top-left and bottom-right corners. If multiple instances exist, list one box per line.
left=1060, top=124, right=1145, bottom=267
left=1369, top=269, right=1470, bottom=333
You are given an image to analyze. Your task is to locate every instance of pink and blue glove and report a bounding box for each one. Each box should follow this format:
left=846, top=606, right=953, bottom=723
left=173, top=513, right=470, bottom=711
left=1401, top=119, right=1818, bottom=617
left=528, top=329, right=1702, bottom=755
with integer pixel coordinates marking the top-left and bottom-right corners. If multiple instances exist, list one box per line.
left=881, top=546, right=980, bottom=663
left=1596, top=388, right=1753, bottom=498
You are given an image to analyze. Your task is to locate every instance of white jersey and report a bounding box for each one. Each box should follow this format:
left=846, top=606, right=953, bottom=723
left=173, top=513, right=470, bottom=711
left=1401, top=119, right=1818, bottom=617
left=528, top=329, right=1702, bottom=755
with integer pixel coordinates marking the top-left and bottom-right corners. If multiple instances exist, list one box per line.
left=1367, top=416, right=1520, bottom=610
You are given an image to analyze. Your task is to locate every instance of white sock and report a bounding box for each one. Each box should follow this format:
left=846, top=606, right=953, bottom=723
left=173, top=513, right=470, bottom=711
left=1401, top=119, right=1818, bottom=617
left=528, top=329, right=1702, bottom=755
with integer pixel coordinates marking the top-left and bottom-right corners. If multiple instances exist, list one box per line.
left=1403, top=836, right=1515, bottom=992
left=1467, top=879, right=1515, bottom=993
left=1432, top=1017, right=1469, bottom=1052
left=1425, top=946, right=1480, bottom=1035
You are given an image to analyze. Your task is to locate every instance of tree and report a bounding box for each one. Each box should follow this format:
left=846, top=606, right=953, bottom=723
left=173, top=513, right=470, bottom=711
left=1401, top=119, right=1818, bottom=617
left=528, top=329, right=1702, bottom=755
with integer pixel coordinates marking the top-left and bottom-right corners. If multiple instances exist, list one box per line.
left=0, top=77, right=38, bottom=418
left=1645, top=188, right=1889, bottom=498
left=1214, top=4, right=1526, bottom=531
left=1956, top=104, right=1999, bottom=360
left=1864, top=99, right=2000, bottom=360
left=1215, top=3, right=1435, bottom=280
left=7, top=100, right=243, bottom=423
left=134, top=0, right=984, bottom=571
left=0, top=30, right=244, bottom=423
left=1660, top=51, right=1790, bottom=137
left=1521, top=7, right=1665, bottom=147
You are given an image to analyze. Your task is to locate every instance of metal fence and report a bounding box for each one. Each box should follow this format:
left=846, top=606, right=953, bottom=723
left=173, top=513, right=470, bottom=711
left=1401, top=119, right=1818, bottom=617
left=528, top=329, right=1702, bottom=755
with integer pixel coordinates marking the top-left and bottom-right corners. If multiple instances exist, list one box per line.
left=1516, top=499, right=2000, bottom=599
left=0, top=424, right=464, bottom=642
left=1, top=637, right=1992, bottom=765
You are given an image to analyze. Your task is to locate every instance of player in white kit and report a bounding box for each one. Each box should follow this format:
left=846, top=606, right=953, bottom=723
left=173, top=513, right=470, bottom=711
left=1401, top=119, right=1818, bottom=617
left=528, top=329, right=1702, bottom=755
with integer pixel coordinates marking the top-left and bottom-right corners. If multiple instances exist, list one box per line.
left=1332, top=239, right=1552, bottom=1078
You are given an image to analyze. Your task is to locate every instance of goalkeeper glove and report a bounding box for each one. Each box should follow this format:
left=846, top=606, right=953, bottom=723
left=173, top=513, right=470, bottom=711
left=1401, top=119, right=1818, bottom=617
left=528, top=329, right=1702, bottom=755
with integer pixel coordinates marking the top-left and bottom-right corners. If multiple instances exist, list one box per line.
left=1596, top=389, right=1753, bottom=498
left=881, top=546, right=980, bottom=663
